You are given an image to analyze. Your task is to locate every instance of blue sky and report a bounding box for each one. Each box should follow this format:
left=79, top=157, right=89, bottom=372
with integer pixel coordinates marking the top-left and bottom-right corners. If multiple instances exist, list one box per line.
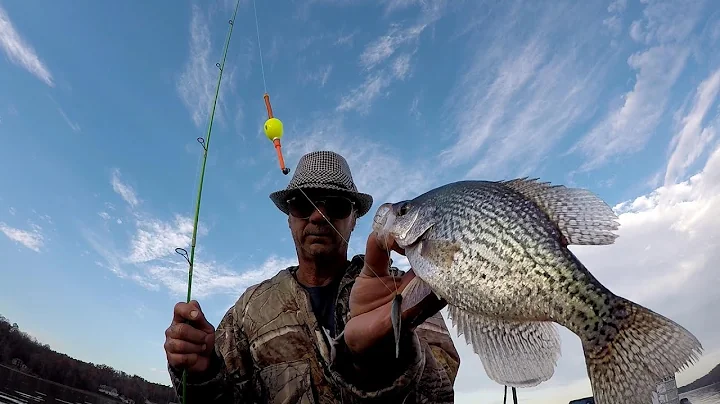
left=1, top=0, right=720, bottom=402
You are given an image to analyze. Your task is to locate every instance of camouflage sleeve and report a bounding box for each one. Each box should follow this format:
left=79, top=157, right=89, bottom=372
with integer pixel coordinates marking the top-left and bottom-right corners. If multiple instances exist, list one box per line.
left=328, top=309, right=460, bottom=403
left=412, top=310, right=461, bottom=402
left=168, top=294, right=258, bottom=403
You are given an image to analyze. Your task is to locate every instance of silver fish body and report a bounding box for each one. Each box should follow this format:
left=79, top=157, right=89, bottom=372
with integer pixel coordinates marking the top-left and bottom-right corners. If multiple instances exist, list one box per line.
left=373, top=179, right=702, bottom=404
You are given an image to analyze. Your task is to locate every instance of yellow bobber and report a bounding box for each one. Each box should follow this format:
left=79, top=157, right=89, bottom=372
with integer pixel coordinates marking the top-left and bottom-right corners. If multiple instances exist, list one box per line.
left=264, top=117, right=283, bottom=141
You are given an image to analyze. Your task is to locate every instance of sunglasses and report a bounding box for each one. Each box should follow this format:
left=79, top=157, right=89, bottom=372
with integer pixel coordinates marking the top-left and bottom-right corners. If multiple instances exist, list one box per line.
left=286, top=195, right=355, bottom=220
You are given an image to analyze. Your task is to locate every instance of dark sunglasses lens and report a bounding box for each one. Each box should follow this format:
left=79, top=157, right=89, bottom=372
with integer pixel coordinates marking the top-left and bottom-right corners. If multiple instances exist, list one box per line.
left=287, top=196, right=353, bottom=219
left=288, top=198, right=315, bottom=218
left=323, top=196, right=353, bottom=219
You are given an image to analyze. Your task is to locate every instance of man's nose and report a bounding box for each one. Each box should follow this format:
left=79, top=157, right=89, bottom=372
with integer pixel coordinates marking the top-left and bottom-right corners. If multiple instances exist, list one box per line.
left=308, top=203, right=329, bottom=222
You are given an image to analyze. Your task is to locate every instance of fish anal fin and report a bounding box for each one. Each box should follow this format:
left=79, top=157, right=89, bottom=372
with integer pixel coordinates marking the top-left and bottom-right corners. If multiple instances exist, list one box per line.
left=446, top=305, right=561, bottom=388
left=419, top=238, right=461, bottom=268
left=500, top=178, right=620, bottom=246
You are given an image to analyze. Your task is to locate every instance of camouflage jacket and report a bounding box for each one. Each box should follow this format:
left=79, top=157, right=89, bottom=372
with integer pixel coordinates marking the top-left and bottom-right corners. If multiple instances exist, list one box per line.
left=169, top=254, right=460, bottom=403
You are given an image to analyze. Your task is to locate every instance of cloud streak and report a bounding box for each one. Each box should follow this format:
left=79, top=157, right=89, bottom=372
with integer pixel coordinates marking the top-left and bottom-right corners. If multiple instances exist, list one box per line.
left=664, top=67, right=720, bottom=185
left=176, top=4, right=238, bottom=128
left=337, top=0, right=445, bottom=114
left=0, top=4, right=53, bottom=86
left=0, top=222, right=44, bottom=252
left=85, top=167, right=297, bottom=299
left=57, top=107, right=81, bottom=134
left=111, top=169, right=140, bottom=208
left=440, top=1, right=615, bottom=178
left=571, top=0, right=707, bottom=171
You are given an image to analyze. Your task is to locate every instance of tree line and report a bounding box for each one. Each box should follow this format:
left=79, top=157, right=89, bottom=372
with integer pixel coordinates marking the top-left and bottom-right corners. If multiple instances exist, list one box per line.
left=0, top=314, right=177, bottom=404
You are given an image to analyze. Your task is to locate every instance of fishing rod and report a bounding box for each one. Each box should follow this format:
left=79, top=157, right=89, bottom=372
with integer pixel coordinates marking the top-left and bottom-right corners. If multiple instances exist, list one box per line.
left=173, top=0, right=242, bottom=403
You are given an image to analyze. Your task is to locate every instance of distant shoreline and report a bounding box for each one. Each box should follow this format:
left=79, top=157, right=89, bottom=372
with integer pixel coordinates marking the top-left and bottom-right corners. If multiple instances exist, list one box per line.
left=0, top=364, right=123, bottom=403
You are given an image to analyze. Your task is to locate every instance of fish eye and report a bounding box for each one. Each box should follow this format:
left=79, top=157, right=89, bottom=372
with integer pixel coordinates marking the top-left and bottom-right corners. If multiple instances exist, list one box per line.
left=395, top=202, right=411, bottom=216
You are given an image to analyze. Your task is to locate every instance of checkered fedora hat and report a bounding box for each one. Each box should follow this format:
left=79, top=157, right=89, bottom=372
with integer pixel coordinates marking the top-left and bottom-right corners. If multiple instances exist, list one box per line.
left=269, top=150, right=374, bottom=217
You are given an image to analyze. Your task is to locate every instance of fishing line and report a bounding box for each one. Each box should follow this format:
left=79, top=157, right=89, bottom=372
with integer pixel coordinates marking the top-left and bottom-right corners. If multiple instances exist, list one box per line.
left=252, top=0, right=268, bottom=94
left=250, top=0, right=399, bottom=297
left=296, top=187, right=395, bottom=295
left=174, top=1, right=242, bottom=403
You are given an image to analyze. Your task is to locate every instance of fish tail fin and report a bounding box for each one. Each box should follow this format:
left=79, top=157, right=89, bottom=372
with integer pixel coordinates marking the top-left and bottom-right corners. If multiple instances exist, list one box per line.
left=582, top=298, right=702, bottom=404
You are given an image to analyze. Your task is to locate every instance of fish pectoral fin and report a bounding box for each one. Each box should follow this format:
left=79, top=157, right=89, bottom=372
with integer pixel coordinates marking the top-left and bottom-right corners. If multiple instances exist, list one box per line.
left=400, top=276, right=437, bottom=312
left=446, top=305, right=561, bottom=388
left=500, top=178, right=620, bottom=246
left=419, top=238, right=461, bottom=268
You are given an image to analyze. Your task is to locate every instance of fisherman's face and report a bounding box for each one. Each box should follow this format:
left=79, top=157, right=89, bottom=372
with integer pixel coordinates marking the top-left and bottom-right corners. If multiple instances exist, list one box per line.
left=287, top=189, right=357, bottom=259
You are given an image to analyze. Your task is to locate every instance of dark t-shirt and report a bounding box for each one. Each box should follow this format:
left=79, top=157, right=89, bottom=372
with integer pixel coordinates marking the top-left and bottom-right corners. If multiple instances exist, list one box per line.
left=301, top=277, right=341, bottom=335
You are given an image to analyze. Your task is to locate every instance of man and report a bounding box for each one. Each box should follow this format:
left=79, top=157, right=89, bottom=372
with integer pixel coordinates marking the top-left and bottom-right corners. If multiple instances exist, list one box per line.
left=164, top=150, right=460, bottom=403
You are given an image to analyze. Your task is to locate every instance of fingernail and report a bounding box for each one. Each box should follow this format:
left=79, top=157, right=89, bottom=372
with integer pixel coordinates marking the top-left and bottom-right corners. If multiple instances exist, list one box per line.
left=190, top=310, right=198, bottom=319
left=202, top=344, right=207, bottom=351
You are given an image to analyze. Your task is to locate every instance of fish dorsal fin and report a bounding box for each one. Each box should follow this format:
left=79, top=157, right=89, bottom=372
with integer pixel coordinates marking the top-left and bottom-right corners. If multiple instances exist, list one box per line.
left=446, top=305, right=561, bottom=388
left=500, top=178, right=620, bottom=245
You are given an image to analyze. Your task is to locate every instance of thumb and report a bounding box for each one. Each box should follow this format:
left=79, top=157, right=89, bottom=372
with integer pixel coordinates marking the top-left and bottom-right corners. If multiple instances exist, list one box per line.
left=363, top=231, right=395, bottom=278
left=188, top=300, right=214, bottom=333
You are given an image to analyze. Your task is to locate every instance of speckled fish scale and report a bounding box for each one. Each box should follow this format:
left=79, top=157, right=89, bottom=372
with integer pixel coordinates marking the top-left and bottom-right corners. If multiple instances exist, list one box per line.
left=373, top=178, right=703, bottom=404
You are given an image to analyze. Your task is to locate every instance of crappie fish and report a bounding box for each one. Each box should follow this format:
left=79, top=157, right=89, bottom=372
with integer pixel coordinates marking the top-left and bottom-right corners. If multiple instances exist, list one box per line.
left=373, top=178, right=702, bottom=404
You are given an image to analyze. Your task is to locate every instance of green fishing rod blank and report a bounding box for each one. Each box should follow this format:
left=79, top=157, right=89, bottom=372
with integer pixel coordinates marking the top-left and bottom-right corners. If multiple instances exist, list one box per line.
left=173, top=0, right=242, bottom=403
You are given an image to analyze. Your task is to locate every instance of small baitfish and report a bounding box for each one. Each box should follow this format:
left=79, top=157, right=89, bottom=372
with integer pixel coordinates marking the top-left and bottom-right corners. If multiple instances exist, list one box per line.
left=373, top=178, right=703, bottom=404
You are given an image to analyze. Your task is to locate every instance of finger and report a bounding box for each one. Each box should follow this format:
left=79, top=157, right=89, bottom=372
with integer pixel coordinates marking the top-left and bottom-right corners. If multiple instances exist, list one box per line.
left=167, top=352, right=199, bottom=369
left=172, top=301, right=214, bottom=334
left=187, top=300, right=215, bottom=333
left=172, top=302, right=195, bottom=324
left=363, top=232, right=393, bottom=278
left=165, top=339, right=207, bottom=356
left=165, top=322, right=209, bottom=345
left=165, top=338, right=207, bottom=355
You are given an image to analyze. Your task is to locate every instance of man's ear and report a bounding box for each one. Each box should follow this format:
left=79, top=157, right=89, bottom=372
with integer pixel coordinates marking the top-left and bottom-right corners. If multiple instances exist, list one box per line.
left=350, top=212, right=357, bottom=231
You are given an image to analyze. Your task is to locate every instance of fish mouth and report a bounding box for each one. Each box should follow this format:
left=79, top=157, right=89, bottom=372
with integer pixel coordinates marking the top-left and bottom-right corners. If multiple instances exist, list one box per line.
left=372, top=203, right=393, bottom=233
left=372, top=202, right=427, bottom=248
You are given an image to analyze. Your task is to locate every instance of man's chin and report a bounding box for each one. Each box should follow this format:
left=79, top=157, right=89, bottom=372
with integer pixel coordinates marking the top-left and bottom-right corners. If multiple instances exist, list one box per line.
left=305, top=242, right=338, bottom=256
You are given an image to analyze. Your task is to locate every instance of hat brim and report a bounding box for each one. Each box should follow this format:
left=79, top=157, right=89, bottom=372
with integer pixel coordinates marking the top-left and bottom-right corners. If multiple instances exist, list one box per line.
left=269, top=184, right=374, bottom=217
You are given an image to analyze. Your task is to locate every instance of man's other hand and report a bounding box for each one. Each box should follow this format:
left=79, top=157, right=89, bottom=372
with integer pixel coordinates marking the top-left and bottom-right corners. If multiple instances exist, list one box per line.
left=343, top=231, right=446, bottom=358
left=164, top=300, right=216, bottom=373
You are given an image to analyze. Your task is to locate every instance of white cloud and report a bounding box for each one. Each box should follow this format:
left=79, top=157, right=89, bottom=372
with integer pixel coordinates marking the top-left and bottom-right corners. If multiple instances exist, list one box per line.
left=127, top=214, right=205, bottom=264
left=111, top=168, right=140, bottom=208
left=0, top=222, right=44, bottom=252
left=572, top=45, right=691, bottom=171
left=448, top=142, right=720, bottom=401
left=144, top=255, right=297, bottom=299
left=337, top=1, right=444, bottom=114
left=336, top=73, right=389, bottom=114
left=0, top=4, right=53, bottom=87
left=87, top=163, right=295, bottom=299
left=176, top=4, right=237, bottom=128
left=440, top=2, right=614, bottom=178
left=664, top=67, right=720, bottom=185
left=359, top=23, right=426, bottom=71
left=571, top=0, right=706, bottom=171
left=337, top=52, right=416, bottom=114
